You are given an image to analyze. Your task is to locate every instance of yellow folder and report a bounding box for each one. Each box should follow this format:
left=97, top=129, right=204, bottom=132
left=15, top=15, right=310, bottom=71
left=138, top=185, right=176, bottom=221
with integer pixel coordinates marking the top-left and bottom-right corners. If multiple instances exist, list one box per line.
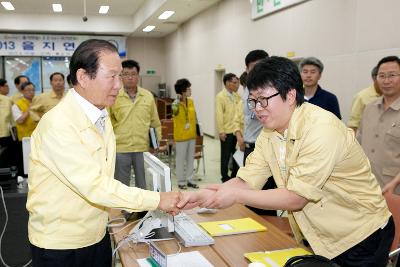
left=198, top=217, right=267, bottom=236
left=244, top=248, right=312, bottom=267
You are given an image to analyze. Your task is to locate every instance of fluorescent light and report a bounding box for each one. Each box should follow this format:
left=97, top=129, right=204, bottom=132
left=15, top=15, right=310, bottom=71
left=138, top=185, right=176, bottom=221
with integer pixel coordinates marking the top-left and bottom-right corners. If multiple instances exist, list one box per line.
left=1, top=2, right=15, bottom=10
left=158, top=10, right=175, bottom=20
left=143, top=25, right=155, bottom=32
left=52, top=3, right=62, bottom=12
left=99, top=5, right=109, bottom=14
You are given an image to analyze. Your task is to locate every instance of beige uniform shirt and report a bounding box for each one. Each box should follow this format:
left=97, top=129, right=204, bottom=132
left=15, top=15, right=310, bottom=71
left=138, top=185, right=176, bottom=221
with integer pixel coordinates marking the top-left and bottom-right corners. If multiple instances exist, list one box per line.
left=27, top=90, right=160, bottom=249
left=0, top=95, right=12, bottom=138
left=30, top=90, right=65, bottom=121
left=358, top=96, right=400, bottom=194
left=347, top=85, right=380, bottom=129
left=237, top=103, right=390, bottom=259
left=10, top=91, right=23, bottom=104
left=215, top=89, right=242, bottom=134
left=109, top=87, right=161, bottom=152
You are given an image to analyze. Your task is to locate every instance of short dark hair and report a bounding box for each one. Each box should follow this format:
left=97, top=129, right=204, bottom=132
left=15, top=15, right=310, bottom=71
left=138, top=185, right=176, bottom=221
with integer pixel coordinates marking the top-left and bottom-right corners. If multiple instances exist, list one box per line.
left=247, top=56, right=304, bottom=107
left=299, top=57, right=324, bottom=73
left=20, top=81, right=34, bottom=91
left=174, top=78, right=191, bottom=95
left=69, top=39, right=118, bottom=86
left=122, top=59, right=140, bottom=73
left=377, top=56, right=400, bottom=72
left=0, top=78, right=7, bottom=87
left=239, top=72, right=247, bottom=87
left=66, top=74, right=72, bottom=85
left=371, top=65, right=378, bottom=78
left=50, top=72, right=65, bottom=82
left=245, top=50, right=269, bottom=67
left=14, top=75, right=29, bottom=86
left=223, top=73, right=238, bottom=85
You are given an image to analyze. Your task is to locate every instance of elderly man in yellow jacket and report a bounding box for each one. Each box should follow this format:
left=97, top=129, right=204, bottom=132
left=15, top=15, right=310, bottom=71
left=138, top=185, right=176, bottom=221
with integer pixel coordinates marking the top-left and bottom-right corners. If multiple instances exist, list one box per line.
left=179, top=57, right=393, bottom=267
left=109, top=59, right=161, bottom=189
left=27, top=39, right=181, bottom=267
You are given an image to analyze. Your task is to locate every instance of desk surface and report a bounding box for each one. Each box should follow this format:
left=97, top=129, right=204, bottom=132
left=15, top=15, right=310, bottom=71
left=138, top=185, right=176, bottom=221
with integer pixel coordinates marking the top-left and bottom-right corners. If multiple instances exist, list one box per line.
left=110, top=204, right=298, bottom=267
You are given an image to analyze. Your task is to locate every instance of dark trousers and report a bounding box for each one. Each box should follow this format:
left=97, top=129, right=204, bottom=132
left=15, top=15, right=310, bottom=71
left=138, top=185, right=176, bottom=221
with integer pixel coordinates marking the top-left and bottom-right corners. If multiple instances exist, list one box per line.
left=31, top=233, right=112, bottom=267
left=332, top=216, right=394, bottom=267
left=244, top=144, right=277, bottom=216
left=220, top=133, right=239, bottom=182
left=115, top=152, right=146, bottom=189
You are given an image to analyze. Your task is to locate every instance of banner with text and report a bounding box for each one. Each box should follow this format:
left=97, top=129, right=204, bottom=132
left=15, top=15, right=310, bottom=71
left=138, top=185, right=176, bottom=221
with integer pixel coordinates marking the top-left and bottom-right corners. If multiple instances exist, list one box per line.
left=0, top=34, right=126, bottom=56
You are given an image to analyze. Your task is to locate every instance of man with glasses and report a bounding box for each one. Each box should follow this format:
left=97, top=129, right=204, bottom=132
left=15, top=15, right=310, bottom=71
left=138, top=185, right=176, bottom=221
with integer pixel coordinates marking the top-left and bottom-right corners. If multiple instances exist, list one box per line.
left=348, top=66, right=381, bottom=133
left=216, top=73, right=241, bottom=182
left=234, top=50, right=277, bottom=216
left=179, top=56, right=393, bottom=266
left=109, top=59, right=161, bottom=189
left=300, top=57, right=341, bottom=119
left=358, top=56, right=400, bottom=195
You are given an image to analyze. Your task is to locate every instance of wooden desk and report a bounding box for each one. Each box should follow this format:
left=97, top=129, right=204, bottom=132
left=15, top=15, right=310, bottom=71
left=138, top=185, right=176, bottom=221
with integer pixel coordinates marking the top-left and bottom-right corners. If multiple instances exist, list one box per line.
left=110, top=204, right=297, bottom=267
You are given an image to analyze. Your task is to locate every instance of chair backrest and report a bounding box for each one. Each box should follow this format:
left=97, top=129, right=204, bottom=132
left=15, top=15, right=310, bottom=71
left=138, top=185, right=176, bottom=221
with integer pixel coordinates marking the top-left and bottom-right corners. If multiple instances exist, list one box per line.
left=384, top=192, right=400, bottom=251
left=161, top=119, right=174, bottom=141
left=194, top=135, right=204, bottom=158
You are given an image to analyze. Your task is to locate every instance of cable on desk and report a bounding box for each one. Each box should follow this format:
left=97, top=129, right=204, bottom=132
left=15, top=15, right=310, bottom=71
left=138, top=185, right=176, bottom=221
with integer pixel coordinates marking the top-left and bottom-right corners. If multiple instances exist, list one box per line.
left=0, top=186, right=32, bottom=267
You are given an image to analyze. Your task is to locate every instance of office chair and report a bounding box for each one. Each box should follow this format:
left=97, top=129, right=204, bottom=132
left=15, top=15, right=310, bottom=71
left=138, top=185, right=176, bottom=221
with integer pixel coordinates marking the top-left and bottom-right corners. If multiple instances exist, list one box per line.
left=384, top=192, right=400, bottom=266
left=194, top=135, right=206, bottom=179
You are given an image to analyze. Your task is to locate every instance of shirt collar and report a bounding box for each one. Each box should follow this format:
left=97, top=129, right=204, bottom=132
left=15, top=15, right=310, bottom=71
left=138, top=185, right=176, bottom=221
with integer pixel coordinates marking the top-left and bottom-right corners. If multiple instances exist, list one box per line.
left=376, top=95, right=400, bottom=111
left=70, top=88, right=108, bottom=125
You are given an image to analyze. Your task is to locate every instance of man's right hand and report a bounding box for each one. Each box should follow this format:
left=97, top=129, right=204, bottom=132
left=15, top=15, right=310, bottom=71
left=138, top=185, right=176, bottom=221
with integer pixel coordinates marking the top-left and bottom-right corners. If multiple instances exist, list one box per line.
left=177, top=189, right=217, bottom=210
left=219, top=133, right=227, bottom=141
left=158, top=191, right=181, bottom=215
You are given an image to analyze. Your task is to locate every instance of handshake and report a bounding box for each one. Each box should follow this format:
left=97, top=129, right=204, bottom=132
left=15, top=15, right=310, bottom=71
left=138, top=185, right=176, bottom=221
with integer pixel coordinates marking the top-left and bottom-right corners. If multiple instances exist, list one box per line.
left=157, top=183, right=241, bottom=215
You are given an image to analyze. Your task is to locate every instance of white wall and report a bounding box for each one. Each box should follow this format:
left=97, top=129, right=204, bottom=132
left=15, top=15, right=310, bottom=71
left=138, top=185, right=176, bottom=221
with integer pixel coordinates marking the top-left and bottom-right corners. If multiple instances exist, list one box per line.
left=161, top=0, right=400, bottom=136
left=126, top=37, right=166, bottom=84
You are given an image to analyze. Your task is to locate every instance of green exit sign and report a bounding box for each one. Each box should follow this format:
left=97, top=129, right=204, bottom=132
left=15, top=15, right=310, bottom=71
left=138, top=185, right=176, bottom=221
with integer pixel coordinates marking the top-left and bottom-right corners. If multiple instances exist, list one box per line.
left=146, top=69, right=156, bottom=75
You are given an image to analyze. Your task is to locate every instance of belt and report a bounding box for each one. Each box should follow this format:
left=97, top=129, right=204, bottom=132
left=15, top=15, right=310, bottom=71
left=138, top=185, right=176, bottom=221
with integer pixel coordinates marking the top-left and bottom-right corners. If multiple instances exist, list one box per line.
left=245, top=142, right=255, bottom=149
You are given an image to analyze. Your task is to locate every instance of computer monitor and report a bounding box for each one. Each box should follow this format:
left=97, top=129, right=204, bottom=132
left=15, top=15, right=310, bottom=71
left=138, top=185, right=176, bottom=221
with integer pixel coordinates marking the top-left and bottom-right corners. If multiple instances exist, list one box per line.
left=129, top=152, right=175, bottom=242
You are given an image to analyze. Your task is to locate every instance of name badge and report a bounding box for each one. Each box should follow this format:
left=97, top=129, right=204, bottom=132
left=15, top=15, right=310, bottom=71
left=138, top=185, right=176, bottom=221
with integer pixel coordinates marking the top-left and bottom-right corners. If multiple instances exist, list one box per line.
left=185, top=122, right=190, bottom=130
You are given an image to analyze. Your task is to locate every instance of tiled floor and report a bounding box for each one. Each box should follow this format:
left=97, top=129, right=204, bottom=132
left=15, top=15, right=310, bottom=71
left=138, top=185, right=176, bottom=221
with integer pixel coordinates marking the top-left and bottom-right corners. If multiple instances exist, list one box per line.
left=170, top=135, right=222, bottom=190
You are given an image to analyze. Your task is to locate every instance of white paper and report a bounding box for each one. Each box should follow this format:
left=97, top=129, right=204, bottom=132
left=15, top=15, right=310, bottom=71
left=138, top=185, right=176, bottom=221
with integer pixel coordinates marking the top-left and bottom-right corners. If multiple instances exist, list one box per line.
left=233, top=149, right=244, bottom=167
left=137, top=251, right=214, bottom=267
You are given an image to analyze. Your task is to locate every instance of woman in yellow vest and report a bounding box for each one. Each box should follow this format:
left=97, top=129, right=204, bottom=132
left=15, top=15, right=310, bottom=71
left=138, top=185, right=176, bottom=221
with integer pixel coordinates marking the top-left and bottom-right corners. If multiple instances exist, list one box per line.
left=12, top=81, right=37, bottom=141
left=172, top=78, right=199, bottom=190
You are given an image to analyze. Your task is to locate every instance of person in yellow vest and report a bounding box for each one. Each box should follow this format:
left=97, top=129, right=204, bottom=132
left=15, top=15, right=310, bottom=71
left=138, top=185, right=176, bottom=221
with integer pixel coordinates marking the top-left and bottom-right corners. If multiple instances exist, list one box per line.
left=10, top=75, right=29, bottom=104
left=215, top=73, right=242, bottom=182
left=30, top=72, right=65, bottom=121
left=12, top=81, right=37, bottom=140
left=172, top=78, right=199, bottom=190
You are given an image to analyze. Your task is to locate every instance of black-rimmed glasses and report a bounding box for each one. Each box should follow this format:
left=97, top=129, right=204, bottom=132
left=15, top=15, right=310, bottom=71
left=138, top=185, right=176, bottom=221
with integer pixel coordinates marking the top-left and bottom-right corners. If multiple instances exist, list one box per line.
left=247, top=92, right=280, bottom=110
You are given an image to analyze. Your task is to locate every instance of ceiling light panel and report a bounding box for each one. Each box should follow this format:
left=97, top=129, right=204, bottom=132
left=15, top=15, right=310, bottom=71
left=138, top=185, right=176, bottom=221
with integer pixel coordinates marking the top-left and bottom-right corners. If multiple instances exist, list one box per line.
left=1, top=1, right=15, bottom=10
left=142, top=25, right=155, bottom=32
left=99, top=5, right=109, bottom=14
left=52, top=3, right=62, bottom=12
left=158, top=11, right=175, bottom=20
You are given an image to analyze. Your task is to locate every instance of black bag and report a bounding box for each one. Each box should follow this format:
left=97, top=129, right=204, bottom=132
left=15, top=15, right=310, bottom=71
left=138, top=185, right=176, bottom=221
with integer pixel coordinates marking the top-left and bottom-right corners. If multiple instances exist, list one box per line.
left=284, top=255, right=341, bottom=267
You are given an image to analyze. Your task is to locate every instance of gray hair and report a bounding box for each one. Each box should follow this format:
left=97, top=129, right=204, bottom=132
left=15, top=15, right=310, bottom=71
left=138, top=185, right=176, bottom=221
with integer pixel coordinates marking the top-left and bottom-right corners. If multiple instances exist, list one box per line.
left=299, top=57, right=324, bottom=73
